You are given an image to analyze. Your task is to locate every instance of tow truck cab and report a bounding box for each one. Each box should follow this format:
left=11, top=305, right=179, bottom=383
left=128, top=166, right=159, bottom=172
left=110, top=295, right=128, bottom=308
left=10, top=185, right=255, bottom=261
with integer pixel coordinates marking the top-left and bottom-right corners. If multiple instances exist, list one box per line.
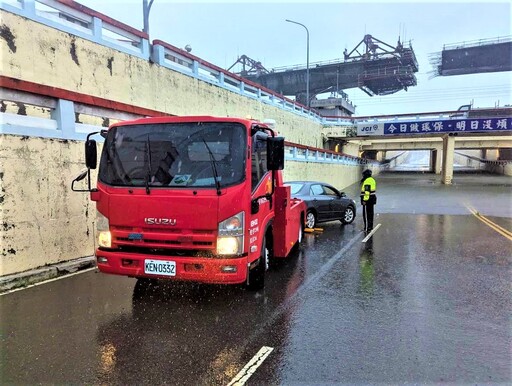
left=72, top=116, right=306, bottom=289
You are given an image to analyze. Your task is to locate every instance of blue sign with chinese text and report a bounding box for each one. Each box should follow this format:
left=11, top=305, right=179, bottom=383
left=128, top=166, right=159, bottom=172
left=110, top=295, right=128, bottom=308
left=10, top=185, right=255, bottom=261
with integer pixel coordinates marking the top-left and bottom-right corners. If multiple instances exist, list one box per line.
left=384, top=118, right=512, bottom=135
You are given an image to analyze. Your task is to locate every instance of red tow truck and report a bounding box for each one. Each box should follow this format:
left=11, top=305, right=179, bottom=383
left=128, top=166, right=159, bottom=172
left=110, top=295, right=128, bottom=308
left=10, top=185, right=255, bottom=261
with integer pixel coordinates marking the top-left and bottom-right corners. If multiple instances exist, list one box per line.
left=72, top=116, right=306, bottom=290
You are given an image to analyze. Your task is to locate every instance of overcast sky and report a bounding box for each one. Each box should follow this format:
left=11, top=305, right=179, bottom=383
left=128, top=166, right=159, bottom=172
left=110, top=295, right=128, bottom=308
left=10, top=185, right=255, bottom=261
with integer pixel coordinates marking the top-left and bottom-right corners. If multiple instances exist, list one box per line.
left=78, top=0, right=511, bottom=116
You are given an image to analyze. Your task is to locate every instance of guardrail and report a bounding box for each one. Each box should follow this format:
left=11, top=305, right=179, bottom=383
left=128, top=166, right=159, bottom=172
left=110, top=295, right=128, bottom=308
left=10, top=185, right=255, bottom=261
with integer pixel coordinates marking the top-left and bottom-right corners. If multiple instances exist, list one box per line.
left=284, top=141, right=373, bottom=165
left=443, top=35, right=512, bottom=51
left=1, top=0, right=150, bottom=58
left=321, top=107, right=512, bottom=127
left=151, top=40, right=322, bottom=120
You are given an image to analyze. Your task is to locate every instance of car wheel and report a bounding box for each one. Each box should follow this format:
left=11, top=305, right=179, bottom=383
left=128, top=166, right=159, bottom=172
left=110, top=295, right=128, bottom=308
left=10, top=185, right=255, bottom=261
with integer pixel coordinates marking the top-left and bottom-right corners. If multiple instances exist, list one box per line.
left=247, top=237, right=268, bottom=291
left=341, top=206, right=355, bottom=224
left=305, top=210, right=316, bottom=229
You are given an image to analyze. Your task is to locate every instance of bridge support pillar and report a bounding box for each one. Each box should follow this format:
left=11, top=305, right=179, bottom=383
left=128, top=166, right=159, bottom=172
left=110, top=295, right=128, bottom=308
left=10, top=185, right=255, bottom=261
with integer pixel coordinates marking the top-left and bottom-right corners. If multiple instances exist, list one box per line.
left=431, top=148, right=443, bottom=174
left=430, top=149, right=436, bottom=173
left=441, top=135, right=455, bottom=184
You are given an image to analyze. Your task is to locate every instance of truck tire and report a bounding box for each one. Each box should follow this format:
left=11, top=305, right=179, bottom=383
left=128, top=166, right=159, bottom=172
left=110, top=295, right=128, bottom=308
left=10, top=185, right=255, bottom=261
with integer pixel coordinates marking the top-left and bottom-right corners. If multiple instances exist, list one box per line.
left=247, top=237, right=268, bottom=291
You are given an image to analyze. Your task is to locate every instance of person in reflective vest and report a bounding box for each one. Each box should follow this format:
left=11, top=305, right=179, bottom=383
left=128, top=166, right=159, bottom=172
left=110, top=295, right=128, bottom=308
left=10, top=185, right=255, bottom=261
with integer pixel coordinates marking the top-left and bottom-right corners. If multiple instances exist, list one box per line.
left=360, top=169, right=377, bottom=233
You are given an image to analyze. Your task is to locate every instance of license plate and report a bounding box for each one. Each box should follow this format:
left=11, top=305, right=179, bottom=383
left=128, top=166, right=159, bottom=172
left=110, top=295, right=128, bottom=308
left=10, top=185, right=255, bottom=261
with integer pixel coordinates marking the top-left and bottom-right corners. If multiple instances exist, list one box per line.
left=144, top=259, right=176, bottom=276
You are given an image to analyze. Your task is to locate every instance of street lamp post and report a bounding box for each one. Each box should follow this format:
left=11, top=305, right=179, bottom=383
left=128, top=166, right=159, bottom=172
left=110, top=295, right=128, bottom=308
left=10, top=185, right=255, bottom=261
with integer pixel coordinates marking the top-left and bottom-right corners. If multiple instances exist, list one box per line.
left=143, top=0, right=155, bottom=35
left=285, top=19, right=310, bottom=108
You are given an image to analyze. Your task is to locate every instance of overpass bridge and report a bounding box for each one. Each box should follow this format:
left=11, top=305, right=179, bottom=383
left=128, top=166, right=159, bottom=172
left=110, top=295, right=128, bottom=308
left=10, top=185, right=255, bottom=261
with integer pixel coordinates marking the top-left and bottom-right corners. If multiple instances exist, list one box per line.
left=431, top=36, right=512, bottom=77
left=356, top=135, right=512, bottom=175
left=235, top=34, right=419, bottom=106
left=321, top=107, right=512, bottom=183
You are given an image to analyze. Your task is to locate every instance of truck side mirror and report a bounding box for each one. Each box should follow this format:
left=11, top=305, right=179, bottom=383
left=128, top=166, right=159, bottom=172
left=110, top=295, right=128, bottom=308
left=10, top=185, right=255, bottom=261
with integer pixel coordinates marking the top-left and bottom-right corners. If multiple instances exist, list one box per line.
left=267, top=136, right=284, bottom=170
left=71, top=168, right=92, bottom=192
left=85, top=139, right=97, bottom=170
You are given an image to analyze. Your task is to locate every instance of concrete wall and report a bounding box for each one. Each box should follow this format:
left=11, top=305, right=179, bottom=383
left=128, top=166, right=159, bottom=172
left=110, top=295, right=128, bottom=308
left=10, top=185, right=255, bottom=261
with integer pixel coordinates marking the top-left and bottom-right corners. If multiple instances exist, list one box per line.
left=0, top=10, right=366, bottom=277
left=1, top=135, right=96, bottom=275
left=283, top=161, right=362, bottom=191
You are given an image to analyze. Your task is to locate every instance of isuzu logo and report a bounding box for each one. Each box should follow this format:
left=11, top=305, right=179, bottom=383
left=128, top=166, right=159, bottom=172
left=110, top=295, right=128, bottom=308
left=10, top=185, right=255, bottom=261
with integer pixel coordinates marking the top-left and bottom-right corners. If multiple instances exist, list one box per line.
left=144, top=218, right=177, bottom=225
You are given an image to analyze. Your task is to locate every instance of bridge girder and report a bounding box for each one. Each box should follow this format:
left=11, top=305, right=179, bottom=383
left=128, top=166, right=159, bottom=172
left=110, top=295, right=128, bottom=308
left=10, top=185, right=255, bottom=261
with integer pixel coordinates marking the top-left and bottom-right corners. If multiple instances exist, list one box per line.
left=234, top=35, right=419, bottom=102
left=431, top=39, right=512, bottom=77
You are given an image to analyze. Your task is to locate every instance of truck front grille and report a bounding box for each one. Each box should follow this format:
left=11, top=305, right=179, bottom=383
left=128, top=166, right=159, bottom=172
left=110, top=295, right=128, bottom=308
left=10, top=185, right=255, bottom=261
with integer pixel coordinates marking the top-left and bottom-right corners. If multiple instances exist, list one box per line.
left=111, top=226, right=215, bottom=251
left=116, top=245, right=215, bottom=258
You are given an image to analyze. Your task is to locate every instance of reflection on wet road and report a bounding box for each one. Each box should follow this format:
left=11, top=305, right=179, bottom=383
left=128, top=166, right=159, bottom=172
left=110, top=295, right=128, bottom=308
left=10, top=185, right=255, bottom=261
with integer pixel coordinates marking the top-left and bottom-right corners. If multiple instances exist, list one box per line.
left=0, top=173, right=510, bottom=384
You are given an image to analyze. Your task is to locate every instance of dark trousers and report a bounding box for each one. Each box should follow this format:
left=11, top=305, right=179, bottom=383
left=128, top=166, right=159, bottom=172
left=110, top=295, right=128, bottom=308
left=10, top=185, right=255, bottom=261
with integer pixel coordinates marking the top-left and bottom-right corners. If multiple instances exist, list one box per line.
left=362, top=203, right=375, bottom=232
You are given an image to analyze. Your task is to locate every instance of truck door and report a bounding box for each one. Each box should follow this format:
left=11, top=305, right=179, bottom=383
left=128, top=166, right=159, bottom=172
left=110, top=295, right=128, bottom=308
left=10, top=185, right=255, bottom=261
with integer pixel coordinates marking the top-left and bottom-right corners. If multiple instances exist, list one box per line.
left=249, top=130, right=272, bottom=259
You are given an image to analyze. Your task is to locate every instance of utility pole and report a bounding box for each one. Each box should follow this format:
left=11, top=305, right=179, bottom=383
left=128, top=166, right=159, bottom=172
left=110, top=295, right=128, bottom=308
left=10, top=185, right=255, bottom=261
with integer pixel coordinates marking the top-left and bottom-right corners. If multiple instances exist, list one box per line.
left=143, top=0, right=155, bottom=36
left=285, top=19, right=310, bottom=108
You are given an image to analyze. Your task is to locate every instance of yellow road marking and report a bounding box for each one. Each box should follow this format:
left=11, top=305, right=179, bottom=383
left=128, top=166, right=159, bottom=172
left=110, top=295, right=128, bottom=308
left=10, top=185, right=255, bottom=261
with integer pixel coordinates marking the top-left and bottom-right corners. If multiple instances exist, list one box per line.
left=466, top=205, right=512, bottom=241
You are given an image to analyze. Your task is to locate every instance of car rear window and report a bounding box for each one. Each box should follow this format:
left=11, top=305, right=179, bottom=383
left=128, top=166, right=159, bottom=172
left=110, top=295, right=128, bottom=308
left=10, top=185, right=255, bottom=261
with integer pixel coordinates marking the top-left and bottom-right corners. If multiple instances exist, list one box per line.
left=287, top=183, right=303, bottom=195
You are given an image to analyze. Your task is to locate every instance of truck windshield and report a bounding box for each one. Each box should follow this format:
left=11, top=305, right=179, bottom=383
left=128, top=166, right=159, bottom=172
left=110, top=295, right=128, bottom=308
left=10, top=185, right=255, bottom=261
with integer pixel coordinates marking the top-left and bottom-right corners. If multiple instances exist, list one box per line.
left=98, top=122, right=247, bottom=188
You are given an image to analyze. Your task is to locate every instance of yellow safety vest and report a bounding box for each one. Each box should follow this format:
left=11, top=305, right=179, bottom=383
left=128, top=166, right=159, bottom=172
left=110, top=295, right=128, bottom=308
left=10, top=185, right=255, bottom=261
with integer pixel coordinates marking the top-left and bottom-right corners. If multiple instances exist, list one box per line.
left=360, top=177, right=376, bottom=202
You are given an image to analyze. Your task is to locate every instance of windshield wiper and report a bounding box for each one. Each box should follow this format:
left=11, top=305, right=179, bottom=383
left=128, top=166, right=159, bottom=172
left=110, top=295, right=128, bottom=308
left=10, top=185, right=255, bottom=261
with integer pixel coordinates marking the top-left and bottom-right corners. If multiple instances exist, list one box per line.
left=144, top=135, right=152, bottom=194
left=202, top=139, right=221, bottom=196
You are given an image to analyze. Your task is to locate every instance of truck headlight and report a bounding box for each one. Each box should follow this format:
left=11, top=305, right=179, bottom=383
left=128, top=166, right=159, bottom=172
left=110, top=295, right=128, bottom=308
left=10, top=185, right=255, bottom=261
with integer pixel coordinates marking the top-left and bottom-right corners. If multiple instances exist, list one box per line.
left=217, top=237, right=240, bottom=255
left=217, top=211, right=244, bottom=256
left=96, top=210, right=111, bottom=248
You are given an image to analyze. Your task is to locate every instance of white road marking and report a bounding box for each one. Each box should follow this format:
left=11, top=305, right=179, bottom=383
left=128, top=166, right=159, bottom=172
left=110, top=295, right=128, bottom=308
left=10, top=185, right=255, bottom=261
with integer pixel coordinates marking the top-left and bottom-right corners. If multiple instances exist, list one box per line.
left=227, top=346, right=274, bottom=386
left=0, top=267, right=97, bottom=296
left=362, top=223, right=382, bottom=243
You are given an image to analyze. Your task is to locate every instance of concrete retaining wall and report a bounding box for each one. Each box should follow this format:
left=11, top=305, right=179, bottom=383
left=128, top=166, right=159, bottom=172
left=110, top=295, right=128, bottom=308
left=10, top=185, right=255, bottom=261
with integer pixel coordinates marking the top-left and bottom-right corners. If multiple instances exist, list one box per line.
left=283, top=161, right=362, bottom=191
left=0, top=135, right=96, bottom=275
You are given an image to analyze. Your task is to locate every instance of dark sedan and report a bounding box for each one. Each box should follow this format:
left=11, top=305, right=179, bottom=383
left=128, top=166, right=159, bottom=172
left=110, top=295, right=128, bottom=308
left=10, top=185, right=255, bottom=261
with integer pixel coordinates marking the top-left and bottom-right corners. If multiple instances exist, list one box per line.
left=286, top=181, right=357, bottom=229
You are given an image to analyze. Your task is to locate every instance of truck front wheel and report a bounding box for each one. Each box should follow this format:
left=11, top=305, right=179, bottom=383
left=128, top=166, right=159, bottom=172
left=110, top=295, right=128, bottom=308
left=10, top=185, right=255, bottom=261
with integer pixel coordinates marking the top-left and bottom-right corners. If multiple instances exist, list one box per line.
left=247, top=237, right=268, bottom=291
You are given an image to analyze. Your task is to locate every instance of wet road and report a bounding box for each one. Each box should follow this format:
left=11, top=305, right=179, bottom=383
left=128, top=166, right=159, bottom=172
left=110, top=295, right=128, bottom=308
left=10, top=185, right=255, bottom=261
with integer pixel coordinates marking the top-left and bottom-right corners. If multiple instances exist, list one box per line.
left=1, top=173, right=511, bottom=385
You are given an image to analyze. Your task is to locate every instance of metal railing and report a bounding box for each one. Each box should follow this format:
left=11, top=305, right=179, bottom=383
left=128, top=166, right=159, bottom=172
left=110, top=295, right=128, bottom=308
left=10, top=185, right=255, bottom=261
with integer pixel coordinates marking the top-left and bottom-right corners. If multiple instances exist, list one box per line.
left=2, top=0, right=150, bottom=57
left=443, top=35, right=512, bottom=51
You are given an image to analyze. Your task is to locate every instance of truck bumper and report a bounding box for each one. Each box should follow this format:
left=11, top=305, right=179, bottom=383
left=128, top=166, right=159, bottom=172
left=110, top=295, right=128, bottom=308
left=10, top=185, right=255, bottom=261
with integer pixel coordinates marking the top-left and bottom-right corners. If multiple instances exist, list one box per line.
left=95, top=250, right=248, bottom=285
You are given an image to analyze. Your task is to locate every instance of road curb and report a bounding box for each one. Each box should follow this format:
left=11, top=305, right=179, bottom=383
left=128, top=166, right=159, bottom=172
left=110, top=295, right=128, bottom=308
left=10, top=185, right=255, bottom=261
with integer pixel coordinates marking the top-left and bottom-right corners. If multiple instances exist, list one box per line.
left=0, top=256, right=96, bottom=293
